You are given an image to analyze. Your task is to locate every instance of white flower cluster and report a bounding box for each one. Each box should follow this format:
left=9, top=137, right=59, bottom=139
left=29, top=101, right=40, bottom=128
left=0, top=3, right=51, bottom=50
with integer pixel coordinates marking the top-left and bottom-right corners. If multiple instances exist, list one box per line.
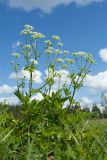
left=54, top=49, right=62, bottom=54
left=72, top=52, right=96, bottom=64
left=52, top=35, right=60, bottom=41
left=32, top=32, right=45, bottom=39
left=45, top=47, right=54, bottom=54
left=45, top=40, right=52, bottom=47
left=30, top=59, right=38, bottom=65
left=20, top=25, right=34, bottom=35
left=23, top=45, right=32, bottom=50
left=20, top=25, right=45, bottom=40
left=65, top=58, right=75, bottom=64
left=55, top=58, right=64, bottom=63
left=86, top=54, right=96, bottom=64
left=57, top=42, right=63, bottom=47
left=63, top=51, right=69, bottom=54
left=72, top=52, right=87, bottom=57
left=24, top=25, right=34, bottom=31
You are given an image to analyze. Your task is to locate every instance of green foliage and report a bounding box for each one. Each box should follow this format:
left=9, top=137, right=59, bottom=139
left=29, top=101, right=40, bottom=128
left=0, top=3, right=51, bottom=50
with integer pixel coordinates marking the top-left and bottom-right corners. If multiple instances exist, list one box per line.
left=0, top=102, right=107, bottom=159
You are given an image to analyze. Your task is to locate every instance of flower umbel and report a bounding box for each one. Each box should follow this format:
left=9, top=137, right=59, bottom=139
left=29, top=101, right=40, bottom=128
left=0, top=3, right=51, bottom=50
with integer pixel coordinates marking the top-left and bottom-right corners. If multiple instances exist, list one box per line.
left=55, top=58, right=64, bottom=63
left=32, top=32, right=45, bottom=39
left=20, top=25, right=34, bottom=35
left=52, top=35, right=60, bottom=41
left=54, top=49, right=62, bottom=54
left=30, top=59, right=38, bottom=65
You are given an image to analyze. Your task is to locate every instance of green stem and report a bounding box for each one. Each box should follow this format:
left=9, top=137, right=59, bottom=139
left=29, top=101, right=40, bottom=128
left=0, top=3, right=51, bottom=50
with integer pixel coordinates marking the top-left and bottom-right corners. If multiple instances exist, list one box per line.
left=29, top=72, right=33, bottom=97
left=68, top=87, right=76, bottom=111
left=16, top=71, right=19, bottom=88
left=68, top=61, right=89, bottom=111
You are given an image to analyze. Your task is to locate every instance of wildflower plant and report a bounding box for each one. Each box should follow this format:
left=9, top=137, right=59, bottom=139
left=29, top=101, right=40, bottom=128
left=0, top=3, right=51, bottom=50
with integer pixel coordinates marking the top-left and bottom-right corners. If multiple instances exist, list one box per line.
left=1, top=24, right=107, bottom=160
left=11, top=25, right=95, bottom=110
left=7, top=24, right=99, bottom=159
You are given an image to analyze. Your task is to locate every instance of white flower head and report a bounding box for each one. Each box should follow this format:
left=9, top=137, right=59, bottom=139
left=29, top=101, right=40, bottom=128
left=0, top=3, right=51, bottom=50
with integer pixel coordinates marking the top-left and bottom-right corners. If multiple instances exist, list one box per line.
left=30, top=59, right=38, bottom=65
left=52, top=35, right=60, bottom=41
left=55, top=58, right=64, bottom=63
left=32, top=32, right=45, bottom=39
left=65, top=58, right=75, bottom=64
left=23, top=44, right=32, bottom=50
left=45, top=40, right=52, bottom=46
left=45, top=49, right=52, bottom=54
left=54, top=49, right=62, bottom=54
left=45, top=47, right=54, bottom=54
left=57, top=42, right=63, bottom=47
left=63, top=51, right=69, bottom=54
left=72, top=52, right=87, bottom=57
left=72, top=52, right=95, bottom=64
left=20, top=25, right=34, bottom=35
left=86, top=54, right=96, bottom=64
left=24, top=25, right=34, bottom=30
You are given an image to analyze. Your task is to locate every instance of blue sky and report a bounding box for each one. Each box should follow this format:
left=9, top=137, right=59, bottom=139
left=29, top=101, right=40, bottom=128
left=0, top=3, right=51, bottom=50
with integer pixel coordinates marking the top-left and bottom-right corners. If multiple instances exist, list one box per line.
left=0, top=0, right=107, bottom=107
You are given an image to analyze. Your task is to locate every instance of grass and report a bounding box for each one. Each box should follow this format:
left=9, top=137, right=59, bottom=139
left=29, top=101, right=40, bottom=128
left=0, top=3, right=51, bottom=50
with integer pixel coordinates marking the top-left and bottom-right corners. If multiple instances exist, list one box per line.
left=0, top=103, right=107, bottom=159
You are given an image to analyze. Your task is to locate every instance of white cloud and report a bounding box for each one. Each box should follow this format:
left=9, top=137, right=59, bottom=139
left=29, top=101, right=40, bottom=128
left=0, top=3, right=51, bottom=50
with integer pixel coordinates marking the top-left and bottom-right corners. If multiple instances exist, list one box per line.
left=85, top=70, right=107, bottom=90
left=4, top=0, right=104, bottom=13
left=80, top=97, right=93, bottom=107
left=99, top=48, right=107, bottom=62
left=0, top=85, right=16, bottom=94
left=80, top=97, right=105, bottom=112
left=9, top=69, right=42, bottom=83
left=63, top=100, right=70, bottom=108
left=0, top=96, right=19, bottom=105
left=30, top=93, right=43, bottom=101
left=63, top=97, right=93, bottom=109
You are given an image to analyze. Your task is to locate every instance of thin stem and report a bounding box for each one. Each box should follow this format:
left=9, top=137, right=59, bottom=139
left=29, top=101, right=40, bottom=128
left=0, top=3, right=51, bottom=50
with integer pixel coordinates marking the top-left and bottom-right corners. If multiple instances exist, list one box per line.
left=68, top=87, right=76, bottom=111
left=16, top=70, right=19, bottom=88
left=68, top=61, right=89, bottom=111
left=29, top=72, right=33, bottom=97
left=34, top=40, right=38, bottom=60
